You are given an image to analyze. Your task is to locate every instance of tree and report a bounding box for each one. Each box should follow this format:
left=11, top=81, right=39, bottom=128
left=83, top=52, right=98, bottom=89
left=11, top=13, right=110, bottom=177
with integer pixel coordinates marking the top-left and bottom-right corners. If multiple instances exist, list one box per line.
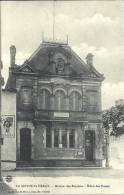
left=102, top=102, right=124, bottom=137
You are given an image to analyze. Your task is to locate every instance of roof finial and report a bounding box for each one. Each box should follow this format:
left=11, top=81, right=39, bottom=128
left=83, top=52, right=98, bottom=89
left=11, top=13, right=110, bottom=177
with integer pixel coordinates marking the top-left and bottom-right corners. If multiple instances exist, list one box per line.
left=67, top=35, right=68, bottom=44
left=42, top=32, right=44, bottom=42
left=53, top=0, right=56, bottom=41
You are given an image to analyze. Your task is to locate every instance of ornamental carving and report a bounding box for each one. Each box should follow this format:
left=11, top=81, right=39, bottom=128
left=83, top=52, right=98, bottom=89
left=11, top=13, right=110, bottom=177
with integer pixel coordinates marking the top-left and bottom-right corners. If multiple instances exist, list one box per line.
left=56, top=58, right=65, bottom=73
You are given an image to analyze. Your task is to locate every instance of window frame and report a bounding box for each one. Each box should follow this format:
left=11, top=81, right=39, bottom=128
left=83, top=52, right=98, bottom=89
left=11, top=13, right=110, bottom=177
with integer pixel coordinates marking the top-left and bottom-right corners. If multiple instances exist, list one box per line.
left=45, top=128, right=76, bottom=149
left=40, top=89, right=51, bottom=110
left=55, top=90, right=66, bottom=111
left=69, top=91, right=82, bottom=111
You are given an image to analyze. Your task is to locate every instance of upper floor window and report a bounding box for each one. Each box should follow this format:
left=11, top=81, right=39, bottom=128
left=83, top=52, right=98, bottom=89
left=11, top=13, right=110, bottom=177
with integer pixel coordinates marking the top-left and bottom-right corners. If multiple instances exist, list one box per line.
left=40, top=89, right=50, bottom=109
left=87, top=91, right=98, bottom=112
left=20, top=86, right=32, bottom=105
left=88, top=92, right=97, bottom=106
left=69, top=91, right=81, bottom=111
left=55, top=90, right=66, bottom=111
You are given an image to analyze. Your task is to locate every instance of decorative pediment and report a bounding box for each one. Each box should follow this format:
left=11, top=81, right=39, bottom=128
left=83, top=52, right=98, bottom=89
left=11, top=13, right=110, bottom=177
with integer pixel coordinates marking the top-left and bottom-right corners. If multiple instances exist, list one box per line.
left=88, top=72, right=98, bottom=78
left=21, top=66, right=33, bottom=73
left=18, top=62, right=34, bottom=73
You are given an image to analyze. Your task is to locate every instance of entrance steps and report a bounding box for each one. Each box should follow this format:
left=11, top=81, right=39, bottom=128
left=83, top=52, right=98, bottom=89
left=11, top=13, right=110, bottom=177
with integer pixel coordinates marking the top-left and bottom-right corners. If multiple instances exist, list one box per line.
left=16, top=160, right=100, bottom=168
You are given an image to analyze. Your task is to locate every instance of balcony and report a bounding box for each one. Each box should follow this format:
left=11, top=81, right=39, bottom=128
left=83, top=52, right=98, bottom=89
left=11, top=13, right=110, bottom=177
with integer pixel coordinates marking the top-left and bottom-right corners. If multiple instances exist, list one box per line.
left=34, top=109, right=87, bottom=122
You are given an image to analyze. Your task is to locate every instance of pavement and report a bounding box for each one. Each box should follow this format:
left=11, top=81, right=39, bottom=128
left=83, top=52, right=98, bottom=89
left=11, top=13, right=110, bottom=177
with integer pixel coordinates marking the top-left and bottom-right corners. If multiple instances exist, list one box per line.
left=2, top=166, right=124, bottom=178
left=0, top=166, right=124, bottom=195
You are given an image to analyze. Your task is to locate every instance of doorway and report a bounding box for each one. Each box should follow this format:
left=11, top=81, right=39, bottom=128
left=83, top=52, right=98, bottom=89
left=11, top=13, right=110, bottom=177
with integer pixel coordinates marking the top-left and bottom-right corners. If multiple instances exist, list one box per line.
left=20, top=128, right=31, bottom=161
left=85, top=130, right=95, bottom=161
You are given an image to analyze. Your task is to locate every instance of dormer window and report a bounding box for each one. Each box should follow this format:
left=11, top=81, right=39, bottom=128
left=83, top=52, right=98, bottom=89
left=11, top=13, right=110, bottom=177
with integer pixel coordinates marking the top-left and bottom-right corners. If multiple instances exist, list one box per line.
left=56, top=58, right=65, bottom=73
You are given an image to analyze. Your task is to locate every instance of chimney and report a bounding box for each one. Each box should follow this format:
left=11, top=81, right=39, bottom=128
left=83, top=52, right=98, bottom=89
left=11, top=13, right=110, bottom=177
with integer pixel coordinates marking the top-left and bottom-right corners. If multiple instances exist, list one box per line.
left=86, top=53, right=93, bottom=66
left=10, top=45, right=16, bottom=66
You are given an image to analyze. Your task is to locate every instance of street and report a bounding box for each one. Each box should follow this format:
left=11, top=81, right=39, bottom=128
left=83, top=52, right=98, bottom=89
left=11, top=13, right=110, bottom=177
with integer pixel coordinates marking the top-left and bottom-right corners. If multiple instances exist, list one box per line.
left=2, top=167, right=124, bottom=179
left=0, top=167, right=124, bottom=195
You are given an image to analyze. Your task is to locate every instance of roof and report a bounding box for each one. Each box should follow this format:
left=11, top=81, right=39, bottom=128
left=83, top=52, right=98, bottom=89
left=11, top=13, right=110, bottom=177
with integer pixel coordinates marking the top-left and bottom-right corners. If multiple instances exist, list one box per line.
left=5, top=41, right=104, bottom=90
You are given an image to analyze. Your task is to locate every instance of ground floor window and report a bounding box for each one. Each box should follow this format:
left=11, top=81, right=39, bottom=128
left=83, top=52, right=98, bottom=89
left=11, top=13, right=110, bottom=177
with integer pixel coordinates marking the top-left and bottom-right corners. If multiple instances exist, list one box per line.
left=46, top=128, right=76, bottom=148
left=69, top=129, right=75, bottom=148
left=46, top=128, right=52, bottom=148
left=54, top=129, right=59, bottom=147
left=62, top=130, right=67, bottom=148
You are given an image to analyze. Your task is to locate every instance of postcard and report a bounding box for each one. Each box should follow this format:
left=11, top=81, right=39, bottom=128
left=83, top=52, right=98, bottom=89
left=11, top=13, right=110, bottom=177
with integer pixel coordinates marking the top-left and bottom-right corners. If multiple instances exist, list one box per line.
left=0, top=0, right=124, bottom=195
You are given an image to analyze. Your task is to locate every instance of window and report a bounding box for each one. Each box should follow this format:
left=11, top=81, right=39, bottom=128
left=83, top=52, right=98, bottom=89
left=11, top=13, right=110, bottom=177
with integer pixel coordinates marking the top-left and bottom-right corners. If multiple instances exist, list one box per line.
left=69, top=129, right=75, bottom=148
left=55, top=90, right=66, bottom=110
left=88, top=92, right=97, bottom=105
left=40, top=89, right=50, bottom=109
left=87, top=92, right=98, bottom=112
left=62, top=130, right=67, bottom=148
left=21, top=87, right=32, bottom=105
left=89, top=95, right=97, bottom=106
left=69, top=91, right=81, bottom=111
left=46, top=128, right=52, bottom=148
left=46, top=129, right=76, bottom=149
left=54, top=129, right=59, bottom=147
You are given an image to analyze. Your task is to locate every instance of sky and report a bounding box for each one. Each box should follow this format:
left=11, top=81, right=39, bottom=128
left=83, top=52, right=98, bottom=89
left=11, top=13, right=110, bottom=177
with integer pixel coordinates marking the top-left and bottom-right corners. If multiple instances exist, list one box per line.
left=1, top=0, right=124, bottom=109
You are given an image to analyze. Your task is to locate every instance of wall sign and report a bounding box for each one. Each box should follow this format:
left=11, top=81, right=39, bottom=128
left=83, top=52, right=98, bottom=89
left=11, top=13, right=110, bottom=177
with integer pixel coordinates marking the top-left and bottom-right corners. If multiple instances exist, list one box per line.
left=1, top=115, right=15, bottom=138
left=54, top=112, right=69, bottom=118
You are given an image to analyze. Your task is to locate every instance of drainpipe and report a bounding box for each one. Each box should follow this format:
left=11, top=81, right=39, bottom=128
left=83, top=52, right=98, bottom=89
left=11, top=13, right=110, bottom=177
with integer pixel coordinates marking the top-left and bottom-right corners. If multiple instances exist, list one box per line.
left=0, top=1, right=4, bottom=182
left=0, top=1, right=2, bottom=182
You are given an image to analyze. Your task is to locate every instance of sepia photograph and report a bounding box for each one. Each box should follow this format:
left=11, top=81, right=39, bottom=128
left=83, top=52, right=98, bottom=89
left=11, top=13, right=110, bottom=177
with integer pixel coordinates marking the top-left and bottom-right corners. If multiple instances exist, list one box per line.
left=0, top=0, right=124, bottom=194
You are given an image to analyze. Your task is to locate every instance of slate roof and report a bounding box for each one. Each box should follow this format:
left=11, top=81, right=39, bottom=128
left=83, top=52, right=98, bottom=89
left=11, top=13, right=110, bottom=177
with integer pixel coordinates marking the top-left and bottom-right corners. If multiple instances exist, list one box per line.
left=5, top=41, right=104, bottom=90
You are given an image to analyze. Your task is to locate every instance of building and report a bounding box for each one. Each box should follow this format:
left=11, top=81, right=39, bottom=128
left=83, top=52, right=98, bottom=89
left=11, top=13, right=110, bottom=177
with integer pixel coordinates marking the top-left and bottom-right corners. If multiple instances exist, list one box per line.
left=5, top=40, right=104, bottom=167
left=1, top=90, right=16, bottom=170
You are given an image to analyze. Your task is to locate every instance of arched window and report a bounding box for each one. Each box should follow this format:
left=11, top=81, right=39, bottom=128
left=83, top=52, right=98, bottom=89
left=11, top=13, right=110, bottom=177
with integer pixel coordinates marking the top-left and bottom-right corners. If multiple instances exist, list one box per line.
left=69, top=91, right=81, bottom=111
left=55, top=90, right=66, bottom=110
left=40, top=89, right=50, bottom=109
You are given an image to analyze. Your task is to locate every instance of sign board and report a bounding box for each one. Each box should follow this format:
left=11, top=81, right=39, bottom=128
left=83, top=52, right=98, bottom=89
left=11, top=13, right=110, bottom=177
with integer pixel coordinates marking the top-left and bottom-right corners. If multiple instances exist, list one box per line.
left=54, top=112, right=69, bottom=118
left=59, top=144, right=62, bottom=148
left=1, top=115, right=15, bottom=137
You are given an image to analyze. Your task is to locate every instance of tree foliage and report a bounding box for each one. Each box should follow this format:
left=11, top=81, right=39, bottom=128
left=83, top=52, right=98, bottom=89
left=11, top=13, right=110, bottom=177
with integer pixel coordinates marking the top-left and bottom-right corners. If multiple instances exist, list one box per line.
left=102, top=103, right=124, bottom=137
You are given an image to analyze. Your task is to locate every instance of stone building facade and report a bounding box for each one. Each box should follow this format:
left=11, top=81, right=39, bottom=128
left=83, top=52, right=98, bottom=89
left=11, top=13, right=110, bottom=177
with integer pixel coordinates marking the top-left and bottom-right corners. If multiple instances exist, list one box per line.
left=6, top=41, right=104, bottom=167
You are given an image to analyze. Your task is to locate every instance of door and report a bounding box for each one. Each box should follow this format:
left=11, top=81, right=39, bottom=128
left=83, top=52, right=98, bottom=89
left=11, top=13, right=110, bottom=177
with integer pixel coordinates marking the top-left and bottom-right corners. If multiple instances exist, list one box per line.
left=85, top=130, right=95, bottom=161
left=20, top=128, right=31, bottom=161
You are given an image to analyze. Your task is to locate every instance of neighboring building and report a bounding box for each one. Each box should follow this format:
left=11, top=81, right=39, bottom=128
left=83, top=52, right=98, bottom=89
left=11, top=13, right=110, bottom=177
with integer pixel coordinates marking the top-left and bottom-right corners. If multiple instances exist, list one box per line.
left=5, top=40, right=104, bottom=167
left=1, top=90, right=16, bottom=170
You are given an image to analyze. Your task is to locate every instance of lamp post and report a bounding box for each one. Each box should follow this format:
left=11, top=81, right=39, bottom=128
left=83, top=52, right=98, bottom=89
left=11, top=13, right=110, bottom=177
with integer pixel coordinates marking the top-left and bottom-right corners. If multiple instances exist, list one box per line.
left=105, top=124, right=111, bottom=168
left=105, top=128, right=109, bottom=168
